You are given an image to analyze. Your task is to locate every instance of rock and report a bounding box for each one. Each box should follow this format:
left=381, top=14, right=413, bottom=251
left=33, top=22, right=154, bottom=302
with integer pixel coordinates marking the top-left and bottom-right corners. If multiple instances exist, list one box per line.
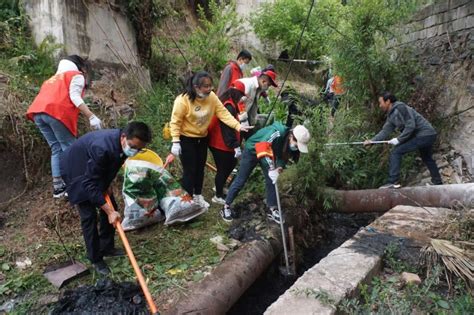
left=453, top=156, right=463, bottom=176
left=401, top=272, right=421, bottom=285
left=441, top=166, right=454, bottom=177
left=216, top=243, right=230, bottom=252
left=15, top=257, right=32, bottom=270
left=37, top=294, right=59, bottom=306
left=209, top=235, right=223, bottom=245
left=437, top=160, right=449, bottom=168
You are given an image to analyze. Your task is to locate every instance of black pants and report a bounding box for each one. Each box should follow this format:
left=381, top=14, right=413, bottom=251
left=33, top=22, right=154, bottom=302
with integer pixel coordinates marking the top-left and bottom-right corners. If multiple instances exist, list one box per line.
left=180, top=135, right=208, bottom=196
left=77, top=194, right=117, bottom=263
left=210, top=147, right=237, bottom=198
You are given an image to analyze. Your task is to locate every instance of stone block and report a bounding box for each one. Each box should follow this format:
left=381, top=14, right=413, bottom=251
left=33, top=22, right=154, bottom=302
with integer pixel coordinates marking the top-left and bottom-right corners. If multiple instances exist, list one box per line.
left=451, top=18, right=466, bottom=31
left=427, top=25, right=438, bottom=38
left=424, top=15, right=437, bottom=28
left=466, top=15, right=474, bottom=29
left=448, top=0, right=468, bottom=10
left=438, top=23, right=448, bottom=36
left=456, top=5, right=470, bottom=19
left=401, top=272, right=422, bottom=285
left=433, top=2, right=449, bottom=15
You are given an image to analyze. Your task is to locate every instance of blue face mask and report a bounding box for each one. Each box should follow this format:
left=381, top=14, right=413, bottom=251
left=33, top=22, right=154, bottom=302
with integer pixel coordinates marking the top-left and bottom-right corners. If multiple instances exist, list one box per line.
left=289, top=143, right=299, bottom=152
left=123, top=142, right=139, bottom=157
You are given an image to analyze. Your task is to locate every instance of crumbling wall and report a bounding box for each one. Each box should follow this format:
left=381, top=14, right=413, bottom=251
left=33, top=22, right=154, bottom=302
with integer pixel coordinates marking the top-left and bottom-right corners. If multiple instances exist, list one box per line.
left=399, top=0, right=473, bottom=175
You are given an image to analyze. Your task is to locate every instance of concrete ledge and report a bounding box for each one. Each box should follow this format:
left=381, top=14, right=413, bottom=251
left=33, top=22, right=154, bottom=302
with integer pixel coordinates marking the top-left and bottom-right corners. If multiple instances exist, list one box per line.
left=264, top=206, right=453, bottom=315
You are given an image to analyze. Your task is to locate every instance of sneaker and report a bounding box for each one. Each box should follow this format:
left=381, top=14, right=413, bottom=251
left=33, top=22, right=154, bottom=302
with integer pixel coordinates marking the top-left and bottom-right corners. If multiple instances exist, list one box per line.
left=193, top=195, right=210, bottom=208
left=211, top=195, right=226, bottom=205
left=267, top=207, right=284, bottom=224
left=101, top=248, right=125, bottom=257
left=378, top=183, right=401, bottom=189
left=92, top=260, right=110, bottom=276
left=53, top=186, right=67, bottom=198
left=220, top=206, right=233, bottom=222
left=212, top=187, right=229, bottom=195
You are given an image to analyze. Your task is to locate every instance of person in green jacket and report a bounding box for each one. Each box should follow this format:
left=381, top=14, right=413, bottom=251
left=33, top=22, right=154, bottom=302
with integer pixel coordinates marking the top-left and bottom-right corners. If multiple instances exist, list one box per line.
left=221, top=122, right=311, bottom=223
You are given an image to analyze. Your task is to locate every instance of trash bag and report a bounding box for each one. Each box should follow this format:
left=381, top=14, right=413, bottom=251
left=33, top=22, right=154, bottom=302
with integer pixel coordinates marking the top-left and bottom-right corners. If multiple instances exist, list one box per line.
left=121, top=149, right=206, bottom=231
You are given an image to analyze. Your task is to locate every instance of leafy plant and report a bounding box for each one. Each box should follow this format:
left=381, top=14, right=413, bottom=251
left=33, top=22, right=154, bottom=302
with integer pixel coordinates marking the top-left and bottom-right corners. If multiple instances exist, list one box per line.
left=187, top=0, right=244, bottom=74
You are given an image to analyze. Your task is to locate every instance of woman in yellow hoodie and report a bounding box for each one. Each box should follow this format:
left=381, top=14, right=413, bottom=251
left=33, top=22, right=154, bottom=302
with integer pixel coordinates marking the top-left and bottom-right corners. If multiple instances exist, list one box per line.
left=170, top=71, right=252, bottom=208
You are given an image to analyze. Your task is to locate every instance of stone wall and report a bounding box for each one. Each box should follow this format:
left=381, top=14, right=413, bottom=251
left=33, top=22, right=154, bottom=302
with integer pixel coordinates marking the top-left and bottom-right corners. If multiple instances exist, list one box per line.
left=399, top=0, right=473, bottom=175
left=23, top=0, right=139, bottom=67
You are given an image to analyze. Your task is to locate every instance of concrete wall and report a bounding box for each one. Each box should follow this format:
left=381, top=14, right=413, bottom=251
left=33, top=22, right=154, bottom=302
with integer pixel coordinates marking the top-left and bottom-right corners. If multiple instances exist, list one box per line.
left=235, top=0, right=278, bottom=55
left=23, top=0, right=140, bottom=67
left=398, top=0, right=473, bottom=174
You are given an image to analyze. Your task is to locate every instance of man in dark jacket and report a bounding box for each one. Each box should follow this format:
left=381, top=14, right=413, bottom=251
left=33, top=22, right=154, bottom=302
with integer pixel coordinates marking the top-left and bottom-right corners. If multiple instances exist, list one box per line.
left=364, top=92, right=442, bottom=189
left=60, top=121, right=152, bottom=275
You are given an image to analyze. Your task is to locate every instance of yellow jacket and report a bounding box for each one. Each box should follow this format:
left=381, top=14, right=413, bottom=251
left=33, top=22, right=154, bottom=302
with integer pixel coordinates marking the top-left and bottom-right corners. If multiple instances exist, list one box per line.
left=170, top=92, right=241, bottom=142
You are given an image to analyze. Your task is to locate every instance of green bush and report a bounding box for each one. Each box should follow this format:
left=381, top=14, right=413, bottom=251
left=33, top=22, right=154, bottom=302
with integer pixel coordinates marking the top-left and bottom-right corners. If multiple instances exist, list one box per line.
left=187, top=0, right=244, bottom=74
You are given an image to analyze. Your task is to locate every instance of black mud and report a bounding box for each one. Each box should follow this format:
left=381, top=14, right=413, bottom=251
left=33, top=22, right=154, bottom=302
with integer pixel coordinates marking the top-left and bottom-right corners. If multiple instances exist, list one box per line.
left=228, top=211, right=379, bottom=315
left=50, top=279, right=147, bottom=314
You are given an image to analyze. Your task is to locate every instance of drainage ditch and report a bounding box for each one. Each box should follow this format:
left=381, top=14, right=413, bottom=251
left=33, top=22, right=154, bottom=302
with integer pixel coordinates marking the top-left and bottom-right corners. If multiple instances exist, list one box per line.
left=227, top=212, right=378, bottom=314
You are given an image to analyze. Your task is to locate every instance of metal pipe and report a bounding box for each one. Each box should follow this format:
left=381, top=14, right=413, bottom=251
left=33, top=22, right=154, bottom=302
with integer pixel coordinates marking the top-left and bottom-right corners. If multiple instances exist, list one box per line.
left=329, top=183, right=474, bottom=213
left=166, top=231, right=282, bottom=315
left=324, top=140, right=389, bottom=146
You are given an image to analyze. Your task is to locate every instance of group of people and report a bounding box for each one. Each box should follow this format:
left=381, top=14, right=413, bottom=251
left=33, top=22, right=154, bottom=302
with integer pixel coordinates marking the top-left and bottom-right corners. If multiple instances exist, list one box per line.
left=168, top=50, right=311, bottom=223
left=25, top=51, right=442, bottom=275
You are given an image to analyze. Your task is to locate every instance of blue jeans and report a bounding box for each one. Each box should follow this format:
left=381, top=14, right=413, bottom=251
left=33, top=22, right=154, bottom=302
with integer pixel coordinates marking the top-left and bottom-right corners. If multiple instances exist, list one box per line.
left=388, top=134, right=442, bottom=184
left=225, top=148, right=277, bottom=208
left=34, top=113, right=76, bottom=177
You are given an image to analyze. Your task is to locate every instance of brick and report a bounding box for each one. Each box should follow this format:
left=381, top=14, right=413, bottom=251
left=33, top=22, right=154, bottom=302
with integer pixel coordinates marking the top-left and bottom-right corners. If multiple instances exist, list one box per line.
left=449, top=0, right=472, bottom=11
left=456, top=5, right=470, bottom=19
left=433, top=2, right=448, bottom=15
left=438, top=23, right=448, bottom=36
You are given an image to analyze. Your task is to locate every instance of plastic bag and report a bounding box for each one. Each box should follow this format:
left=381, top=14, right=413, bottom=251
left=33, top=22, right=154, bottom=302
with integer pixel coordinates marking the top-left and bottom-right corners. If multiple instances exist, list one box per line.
left=121, top=149, right=206, bottom=231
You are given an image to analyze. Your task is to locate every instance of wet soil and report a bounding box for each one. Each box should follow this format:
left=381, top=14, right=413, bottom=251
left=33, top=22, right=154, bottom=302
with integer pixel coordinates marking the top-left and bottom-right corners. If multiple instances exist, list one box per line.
left=50, top=279, right=147, bottom=314
left=0, top=149, right=25, bottom=204
left=227, top=212, right=379, bottom=315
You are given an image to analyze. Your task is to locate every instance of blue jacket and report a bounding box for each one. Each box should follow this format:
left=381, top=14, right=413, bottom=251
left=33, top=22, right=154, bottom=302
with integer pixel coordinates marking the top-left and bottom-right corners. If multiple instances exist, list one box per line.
left=60, top=129, right=126, bottom=206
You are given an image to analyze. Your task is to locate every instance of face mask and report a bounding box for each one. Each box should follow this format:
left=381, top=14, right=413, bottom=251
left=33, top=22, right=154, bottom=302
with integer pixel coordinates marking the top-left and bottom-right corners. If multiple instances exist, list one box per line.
left=289, top=142, right=299, bottom=152
left=240, top=63, right=247, bottom=71
left=123, top=142, right=139, bottom=157
left=196, top=91, right=210, bottom=99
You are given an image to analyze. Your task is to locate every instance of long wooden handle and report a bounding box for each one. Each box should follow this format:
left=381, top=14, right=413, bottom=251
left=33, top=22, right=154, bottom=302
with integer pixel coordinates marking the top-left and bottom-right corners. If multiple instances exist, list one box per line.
left=105, top=194, right=159, bottom=315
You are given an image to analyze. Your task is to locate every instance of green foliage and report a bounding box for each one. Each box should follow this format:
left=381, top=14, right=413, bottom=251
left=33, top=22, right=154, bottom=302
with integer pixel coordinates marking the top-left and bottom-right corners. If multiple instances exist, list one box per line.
left=384, top=241, right=417, bottom=273
left=187, top=0, right=244, bottom=74
left=135, top=82, right=180, bottom=154
left=339, top=266, right=474, bottom=314
left=253, top=0, right=421, bottom=106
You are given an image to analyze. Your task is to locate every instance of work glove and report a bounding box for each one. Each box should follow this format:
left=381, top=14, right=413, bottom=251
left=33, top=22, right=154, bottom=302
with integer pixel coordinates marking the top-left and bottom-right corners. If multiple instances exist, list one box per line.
left=363, top=140, right=372, bottom=147
left=268, top=168, right=280, bottom=184
left=171, top=142, right=181, bottom=156
left=388, top=138, right=400, bottom=146
left=89, top=114, right=102, bottom=130
left=238, top=112, right=248, bottom=122
left=234, top=147, right=242, bottom=159
left=240, top=96, right=248, bottom=103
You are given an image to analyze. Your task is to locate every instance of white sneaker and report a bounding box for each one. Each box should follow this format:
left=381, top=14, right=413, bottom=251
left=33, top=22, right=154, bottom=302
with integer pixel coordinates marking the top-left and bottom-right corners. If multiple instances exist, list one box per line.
left=211, top=195, right=226, bottom=205
left=193, top=195, right=210, bottom=208
left=212, top=187, right=229, bottom=195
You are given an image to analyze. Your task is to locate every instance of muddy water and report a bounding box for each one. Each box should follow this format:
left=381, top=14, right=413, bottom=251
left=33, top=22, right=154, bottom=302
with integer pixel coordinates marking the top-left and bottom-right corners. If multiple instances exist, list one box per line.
left=227, top=212, right=378, bottom=315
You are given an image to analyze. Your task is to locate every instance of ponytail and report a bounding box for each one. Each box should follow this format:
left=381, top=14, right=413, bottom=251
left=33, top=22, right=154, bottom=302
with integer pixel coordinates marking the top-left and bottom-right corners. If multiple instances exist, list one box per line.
left=182, top=71, right=213, bottom=102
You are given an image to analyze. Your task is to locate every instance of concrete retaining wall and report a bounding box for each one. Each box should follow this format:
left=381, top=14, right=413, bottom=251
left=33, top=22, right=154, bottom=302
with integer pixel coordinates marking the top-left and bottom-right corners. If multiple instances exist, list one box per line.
left=397, top=0, right=473, bottom=175
left=23, top=0, right=140, bottom=67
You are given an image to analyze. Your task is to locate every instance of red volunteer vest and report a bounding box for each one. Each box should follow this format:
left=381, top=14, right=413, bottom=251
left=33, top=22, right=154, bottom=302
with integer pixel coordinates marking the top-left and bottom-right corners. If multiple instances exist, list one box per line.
left=227, top=61, right=243, bottom=87
left=26, top=70, right=84, bottom=137
left=208, top=99, right=241, bottom=152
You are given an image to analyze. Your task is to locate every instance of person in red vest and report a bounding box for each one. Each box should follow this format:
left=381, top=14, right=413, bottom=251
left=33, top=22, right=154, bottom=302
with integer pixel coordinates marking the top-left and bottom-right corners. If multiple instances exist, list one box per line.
left=26, top=55, right=102, bottom=198
left=216, top=49, right=252, bottom=98
left=208, top=81, right=246, bottom=206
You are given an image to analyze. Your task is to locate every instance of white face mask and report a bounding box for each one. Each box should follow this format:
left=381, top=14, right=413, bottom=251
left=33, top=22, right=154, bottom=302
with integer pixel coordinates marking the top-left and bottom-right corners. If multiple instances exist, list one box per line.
left=240, top=63, right=247, bottom=71
left=289, top=142, right=299, bottom=152
left=196, top=91, right=210, bottom=99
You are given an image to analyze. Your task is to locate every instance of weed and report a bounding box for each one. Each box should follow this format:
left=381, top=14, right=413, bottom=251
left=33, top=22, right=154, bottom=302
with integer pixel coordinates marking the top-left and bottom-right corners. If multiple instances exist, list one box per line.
left=292, top=287, right=336, bottom=306
left=383, top=241, right=416, bottom=274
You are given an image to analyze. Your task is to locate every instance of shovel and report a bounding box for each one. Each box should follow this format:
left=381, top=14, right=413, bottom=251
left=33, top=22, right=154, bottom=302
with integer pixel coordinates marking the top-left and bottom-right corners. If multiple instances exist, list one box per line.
left=105, top=194, right=159, bottom=315
left=43, top=216, right=89, bottom=288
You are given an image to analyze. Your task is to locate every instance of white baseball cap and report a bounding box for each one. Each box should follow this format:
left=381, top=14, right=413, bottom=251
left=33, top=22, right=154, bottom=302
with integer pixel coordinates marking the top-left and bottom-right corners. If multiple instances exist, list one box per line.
left=292, top=125, right=310, bottom=153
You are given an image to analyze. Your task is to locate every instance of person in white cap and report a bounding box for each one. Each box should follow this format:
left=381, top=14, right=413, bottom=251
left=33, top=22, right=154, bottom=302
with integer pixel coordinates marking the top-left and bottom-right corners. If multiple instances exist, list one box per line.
left=220, top=121, right=310, bottom=223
